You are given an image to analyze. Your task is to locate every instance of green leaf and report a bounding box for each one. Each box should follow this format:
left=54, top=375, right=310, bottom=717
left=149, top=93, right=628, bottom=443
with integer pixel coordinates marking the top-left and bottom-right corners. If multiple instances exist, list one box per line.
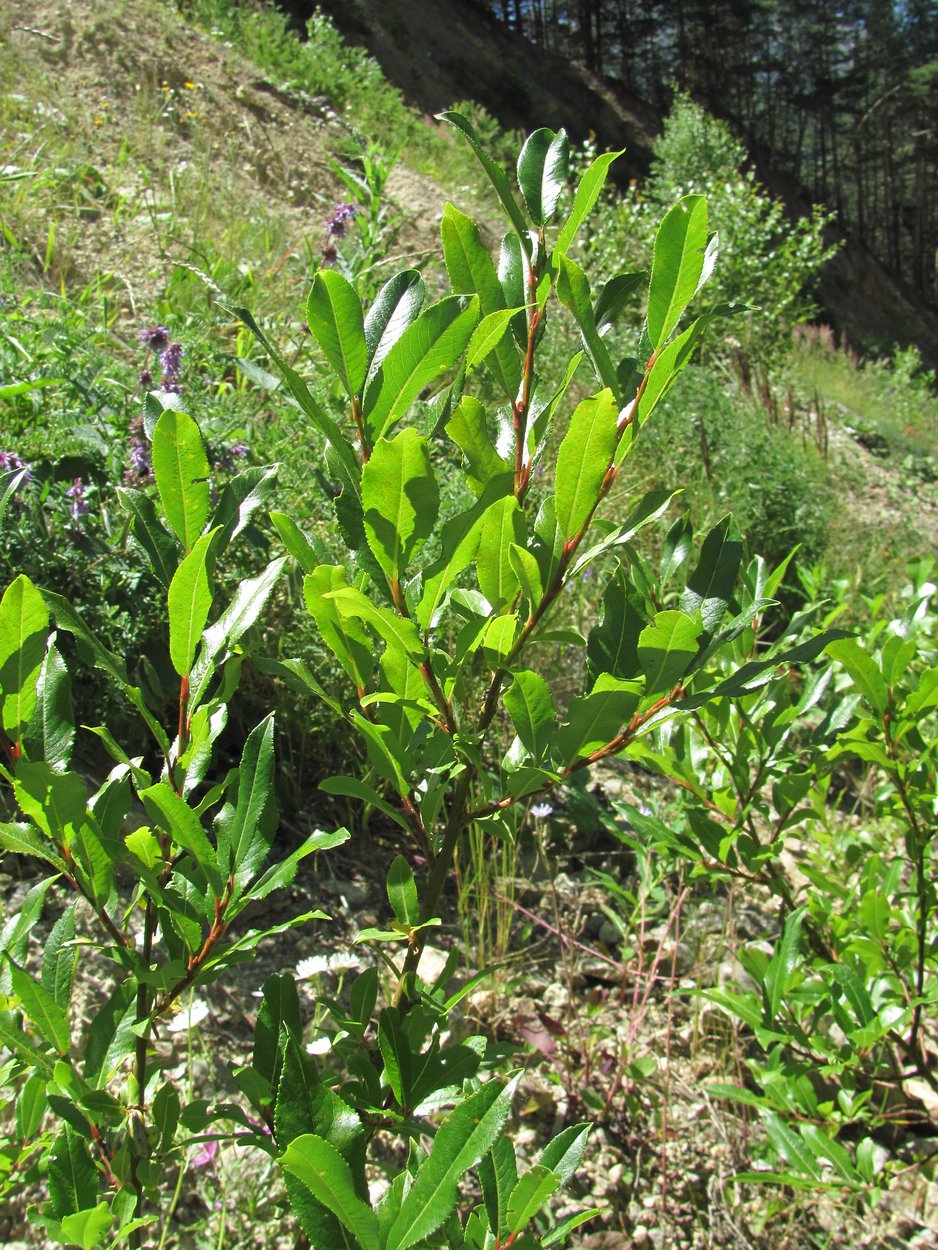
left=48, top=1129, right=98, bottom=1219
left=138, top=782, right=221, bottom=894
left=586, top=573, right=643, bottom=682
left=8, top=960, right=70, bottom=1054
left=307, top=269, right=367, bottom=399
left=124, top=826, right=162, bottom=870
left=646, top=195, right=709, bottom=349
left=761, top=1110, right=822, bottom=1180
left=60, top=1202, right=112, bottom=1248
left=0, top=819, right=65, bottom=868
left=319, top=775, right=413, bottom=832
left=151, top=409, right=210, bottom=552
left=554, top=149, right=622, bottom=256
left=365, top=270, right=426, bottom=378
left=681, top=516, right=743, bottom=635
left=218, top=712, right=277, bottom=883
left=386, top=1075, right=520, bottom=1250
left=275, top=1032, right=363, bottom=1157
left=24, top=639, right=74, bottom=772
left=152, top=1081, right=181, bottom=1153
left=280, top=1134, right=380, bottom=1250
left=363, top=296, right=479, bottom=440
left=517, top=127, right=569, bottom=226
left=508, top=543, right=542, bottom=610
left=13, top=760, right=87, bottom=842
left=594, top=273, right=645, bottom=334
left=270, top=512, right=326, bottom=575
left=16, top=1072, right=47, bottom=1138
left=362, top=428, right=439, bottom=582
left=504, top=670, right=555, bottom=761
left=303, top=567, right=374, bottom=689
left=0, top=573, right=49, bottom=745
left=378, top=1006, right=413, bottom=1106
left=634, top=314, right=710, bottom=432
left=826, top=639, right=889, bottom=717
left=555, top=675, right=642, bottom=765
left=387, top=856, right=419, bottom=926
left=637, top=611, right=700, bottom=694
left=417, top=474, right=514, bottom=630
left=117, top=487, right=179, bottom=588
left=477, top=496, right=527, bottom=608
left=763, top=906, right=806, bottom=1026
left=326, top=588, right=423, bottom=658
left=553, top=389, right=619, bottom=539
left=211, top=463, right=279, bottom=548
left=446, top=398, right=511, bottom=496
left=167, top=528, right=219, bottom=677
left=439, top=112, right=532, bottom=254
left=556, top=258, right=620, bottom=399
left=479, top=1138, right=517, bottom=1241
left=442, top=205, right=521, bottom=402
left=538, top=1122, right=590, bottom=1184
left=466, top=307, right=523, bottom=373
left=507, top=1164, right=561, bottom=1236
left=42, top=902, right=77, bottom=1010
left=541, top=1209, right=602, bottom=1246
left=482, top=613, right=518, bottom=667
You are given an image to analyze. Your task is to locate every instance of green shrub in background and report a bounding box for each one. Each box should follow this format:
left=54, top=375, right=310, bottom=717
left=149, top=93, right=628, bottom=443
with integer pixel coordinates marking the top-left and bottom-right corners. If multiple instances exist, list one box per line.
left=577, top=93, right=838, bottom=362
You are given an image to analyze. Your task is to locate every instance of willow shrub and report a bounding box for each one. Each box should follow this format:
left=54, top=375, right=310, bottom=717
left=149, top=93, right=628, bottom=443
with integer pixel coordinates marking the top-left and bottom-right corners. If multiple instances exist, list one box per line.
left=0, top=117, right=840, bottom=1248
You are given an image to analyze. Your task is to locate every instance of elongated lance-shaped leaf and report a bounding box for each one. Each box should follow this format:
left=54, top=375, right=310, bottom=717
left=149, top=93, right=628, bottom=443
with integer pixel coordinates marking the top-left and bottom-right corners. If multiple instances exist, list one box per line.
left=825, top=638, right=889, bottom=717
left=0, top=465, right=29, bottom=527
left=681, top=516, right=743, bottom=635
left=48, top=1128, right=97, bottom=1218
left=477, top=495, right=527, bottom=608
left=217, top=712, right=277, bottom=884
left=553, top=389, right=619, bottom=540
left=554, top=149, right=623, bottom=257
left=446, top=398, right=511, bottom=497
left=646, top=195, right=708, bottom=349
left=587, top=573, right=644, bottom=683
left=307, top=269, right=368, bottom=399
left=507, top=1163, right=562, bottom=1236
left=763, top=906, right=806, bottom=1026
left=416, top=471, right=514, bottom=630
left=211, top=463, right=279, bottom=547
left=386, top=856, right=419, bottom=926
left=386, top=1074, right=521, bottom=1250
left=280, top=1134, right=380, bottom=1250
left=0, top=574, right=49, bottom=746
left=23, top=636, right=74, bottom=771
left=442, top=204, right=521, bottom=403
left=117, top=486, right=179, bottom=587
left=365, top=270, right=425, bottom=379
left=188, top=556, right=287, bottom=708
left=167, top=528, right=220, bottom=677
left=633, top=314, right=710, bottom=438
left=152, top=409, right=210, bottom=553
left=538, top=1122, right=591, bottom=1184
left=479, top=1138, right=518, bottom=1241
left=556, top=256, right=621, bottom=400
left=326, top=587, right=423, bottom=658
left=319, top=775, right=413, bottom=833
left=42, top=902, right=78, bottom=1010
left=362, top=296, right=479, bottom=440
left=439, top=112, right=532, bottom=255
left=303, top=567, right=374, bottom=690
left=361, top=427, right=439, bottom=583
left=517, top=127, right=569, bottom=225
left=13, top=760, right=87, bottom=844
left=139, top=781, right=222, bottom=895
left=7, top=960, right=70, bottom=1054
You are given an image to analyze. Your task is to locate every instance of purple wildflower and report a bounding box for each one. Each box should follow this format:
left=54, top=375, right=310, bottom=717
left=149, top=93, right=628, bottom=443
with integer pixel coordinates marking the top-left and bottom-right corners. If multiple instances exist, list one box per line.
left=65, top=477, right=90, bottom=523
left=139, top=326, right=170, bottom=351
left=125, top=415, right=152, bottom=484
left=214, top=442, right=250, bottom=472
left=191, top=1139, right=218, bottom=1169
left=159, top=340, right=184, bottom=392
left=0, top=450, right=30, bottom=478
left=326, top=202, right=356, bottom=239
left=138, top=368, right=153, bottom=388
